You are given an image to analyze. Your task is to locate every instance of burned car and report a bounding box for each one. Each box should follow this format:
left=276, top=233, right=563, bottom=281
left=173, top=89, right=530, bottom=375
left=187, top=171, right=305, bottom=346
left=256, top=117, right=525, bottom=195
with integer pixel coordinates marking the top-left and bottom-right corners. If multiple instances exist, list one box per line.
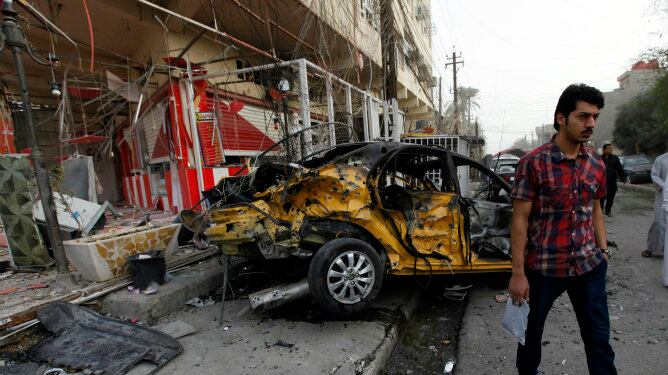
left=203, top=142, right=513, bottom=314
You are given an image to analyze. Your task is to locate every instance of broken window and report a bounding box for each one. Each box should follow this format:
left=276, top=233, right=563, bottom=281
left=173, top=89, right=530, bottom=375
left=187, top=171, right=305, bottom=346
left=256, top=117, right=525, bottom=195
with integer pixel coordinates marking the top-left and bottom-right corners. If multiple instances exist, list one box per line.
left=376, top=150, right=452, bottom=211
left=451, top=155, right=512, bottom=260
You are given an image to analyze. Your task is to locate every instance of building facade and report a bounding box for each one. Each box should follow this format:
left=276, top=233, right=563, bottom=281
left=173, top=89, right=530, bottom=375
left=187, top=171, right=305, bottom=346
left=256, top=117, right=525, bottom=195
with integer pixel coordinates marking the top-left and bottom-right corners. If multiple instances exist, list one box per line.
left=0, top=0, right=437, bottom=212
left=593, top=60, right=660, bottom=148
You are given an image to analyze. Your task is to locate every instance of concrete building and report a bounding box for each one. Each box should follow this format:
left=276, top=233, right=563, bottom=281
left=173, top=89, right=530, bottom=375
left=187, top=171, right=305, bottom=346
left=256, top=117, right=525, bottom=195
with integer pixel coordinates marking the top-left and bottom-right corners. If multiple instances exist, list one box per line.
left=593, top=60, right=661, bottom=148
left=0, top=0, right=437, bottom=212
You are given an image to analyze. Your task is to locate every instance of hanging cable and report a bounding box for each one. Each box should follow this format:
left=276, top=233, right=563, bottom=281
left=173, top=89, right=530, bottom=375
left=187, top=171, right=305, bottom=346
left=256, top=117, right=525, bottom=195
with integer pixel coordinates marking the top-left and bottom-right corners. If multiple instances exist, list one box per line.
left=80, top=0, right=94, bottom=72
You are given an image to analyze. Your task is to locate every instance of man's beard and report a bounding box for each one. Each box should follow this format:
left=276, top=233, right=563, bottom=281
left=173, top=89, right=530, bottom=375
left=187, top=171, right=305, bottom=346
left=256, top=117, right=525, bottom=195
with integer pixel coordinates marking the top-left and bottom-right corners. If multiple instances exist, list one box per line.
left=565, top=119, right=592, bottom=143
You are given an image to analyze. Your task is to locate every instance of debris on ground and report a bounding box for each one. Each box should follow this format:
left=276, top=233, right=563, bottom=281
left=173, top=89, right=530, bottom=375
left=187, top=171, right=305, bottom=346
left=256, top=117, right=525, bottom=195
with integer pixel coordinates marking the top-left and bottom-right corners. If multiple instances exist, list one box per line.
left=152, top=320, right=198, bottom=339
left=272, top=340, right=295, bottom=349
left=0, top=287, right=17, bottom=296
left=143, top=281, right=160, bottom=295
left=495, top=294, right=509, bottom=303
left=444, top=284, right=472, bottom=301
left=443, top=360, right=455, bottom=373
left=185, top=296, right=216, bottom=308
left=26, top=283, right=48, bottom=290
left=27, top=302, right=182, bottom=375
left=0, top=362, right=46, bottom=375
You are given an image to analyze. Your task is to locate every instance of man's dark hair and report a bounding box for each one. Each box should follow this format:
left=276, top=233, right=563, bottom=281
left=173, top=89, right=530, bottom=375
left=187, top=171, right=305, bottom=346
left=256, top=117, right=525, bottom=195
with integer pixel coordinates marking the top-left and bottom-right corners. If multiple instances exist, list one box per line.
left=553, top=83, right=605, bottom=131
left=602, top=143, right=612, bottom=149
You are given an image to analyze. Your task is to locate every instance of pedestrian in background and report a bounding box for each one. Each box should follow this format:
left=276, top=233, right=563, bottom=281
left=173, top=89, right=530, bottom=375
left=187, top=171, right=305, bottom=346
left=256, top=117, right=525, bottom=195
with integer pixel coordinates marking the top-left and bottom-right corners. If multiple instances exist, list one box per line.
left=509, top=83, right=616, bottom=375
left=642, top=149, right=668, bottom=258
left=600, top=143, right=626, bottom=216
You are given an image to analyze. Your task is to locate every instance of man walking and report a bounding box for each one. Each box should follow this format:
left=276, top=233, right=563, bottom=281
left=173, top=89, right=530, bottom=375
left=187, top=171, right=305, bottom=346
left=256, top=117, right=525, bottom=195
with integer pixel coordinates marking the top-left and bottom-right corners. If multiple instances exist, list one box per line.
left=642, top=149, right=667, bottom=258
left=509, top=83, right=616, bottom=375
left=600, top=143, right=626, bottom=216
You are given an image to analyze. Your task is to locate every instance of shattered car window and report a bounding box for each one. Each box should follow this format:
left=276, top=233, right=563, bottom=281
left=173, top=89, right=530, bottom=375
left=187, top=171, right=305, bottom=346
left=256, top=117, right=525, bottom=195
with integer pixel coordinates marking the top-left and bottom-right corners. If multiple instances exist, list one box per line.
left=378, top=151, right=452, bottom=193
left=452, top=155, right=512, bottom=260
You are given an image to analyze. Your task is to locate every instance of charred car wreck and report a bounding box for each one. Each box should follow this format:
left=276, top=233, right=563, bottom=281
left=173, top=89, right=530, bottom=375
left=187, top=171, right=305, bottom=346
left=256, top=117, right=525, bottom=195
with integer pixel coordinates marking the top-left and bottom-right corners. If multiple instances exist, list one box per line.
left=202, top=142, right=513, bottom=314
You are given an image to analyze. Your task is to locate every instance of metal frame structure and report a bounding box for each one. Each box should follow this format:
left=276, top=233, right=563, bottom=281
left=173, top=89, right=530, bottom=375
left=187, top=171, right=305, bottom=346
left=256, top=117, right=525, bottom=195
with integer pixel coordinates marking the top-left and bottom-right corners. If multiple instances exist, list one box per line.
left=189, top=58, right=404, bottom=144
left=181, top=58, right=407, bottom=202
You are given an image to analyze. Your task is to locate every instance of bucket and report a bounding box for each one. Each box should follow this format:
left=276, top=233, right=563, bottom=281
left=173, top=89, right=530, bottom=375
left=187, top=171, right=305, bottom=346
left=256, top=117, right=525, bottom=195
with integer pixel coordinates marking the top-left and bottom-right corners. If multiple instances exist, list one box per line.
left=127, top=250, right=166, bottom=290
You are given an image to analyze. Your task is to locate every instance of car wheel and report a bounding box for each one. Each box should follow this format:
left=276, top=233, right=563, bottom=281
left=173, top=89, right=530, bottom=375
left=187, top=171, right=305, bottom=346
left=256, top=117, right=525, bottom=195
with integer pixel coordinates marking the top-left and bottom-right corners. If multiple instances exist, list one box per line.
left=308, top=238, right=383, bottom=315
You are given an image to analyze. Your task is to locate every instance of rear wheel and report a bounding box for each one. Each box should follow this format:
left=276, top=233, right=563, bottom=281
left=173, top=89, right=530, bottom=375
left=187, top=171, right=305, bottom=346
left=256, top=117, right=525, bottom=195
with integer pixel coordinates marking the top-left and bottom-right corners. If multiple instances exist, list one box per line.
left=308, top=238, right=383, bottom=315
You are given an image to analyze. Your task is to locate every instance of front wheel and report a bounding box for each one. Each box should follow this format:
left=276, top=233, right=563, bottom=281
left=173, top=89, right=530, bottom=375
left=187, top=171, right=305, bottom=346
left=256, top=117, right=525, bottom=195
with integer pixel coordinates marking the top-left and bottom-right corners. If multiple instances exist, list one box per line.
left=308, top=238, right=383, bottom=315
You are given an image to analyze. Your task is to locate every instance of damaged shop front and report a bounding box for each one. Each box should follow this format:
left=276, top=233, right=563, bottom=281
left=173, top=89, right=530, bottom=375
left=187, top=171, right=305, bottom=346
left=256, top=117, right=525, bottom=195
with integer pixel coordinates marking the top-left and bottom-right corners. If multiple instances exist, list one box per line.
left=113, top=57, right=402, bottom=215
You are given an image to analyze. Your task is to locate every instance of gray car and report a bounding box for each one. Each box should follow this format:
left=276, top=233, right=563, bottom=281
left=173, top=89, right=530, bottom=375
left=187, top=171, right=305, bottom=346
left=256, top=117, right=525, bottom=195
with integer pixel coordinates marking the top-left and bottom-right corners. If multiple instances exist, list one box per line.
left=620, top=154, right=654, bottom=184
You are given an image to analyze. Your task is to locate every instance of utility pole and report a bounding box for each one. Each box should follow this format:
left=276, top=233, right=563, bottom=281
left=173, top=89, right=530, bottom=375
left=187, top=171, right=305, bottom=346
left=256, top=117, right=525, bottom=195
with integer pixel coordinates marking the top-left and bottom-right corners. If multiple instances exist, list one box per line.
left=467, top=96, right=471, bottom=135
left=531, top=131, right=534, bottom=148
left=380, top=0, right=397, bottom=137
left=438, top=77, right=442, bottom=133
left=0, top=0, right=67, bottom=273
left=445, top=49, right=463, bottom=134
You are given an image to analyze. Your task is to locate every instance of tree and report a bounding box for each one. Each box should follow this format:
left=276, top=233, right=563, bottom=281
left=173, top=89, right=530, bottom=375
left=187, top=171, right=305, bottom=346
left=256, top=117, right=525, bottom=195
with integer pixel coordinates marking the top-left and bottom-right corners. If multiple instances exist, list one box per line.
left=613, top=70, right=668, bottom=156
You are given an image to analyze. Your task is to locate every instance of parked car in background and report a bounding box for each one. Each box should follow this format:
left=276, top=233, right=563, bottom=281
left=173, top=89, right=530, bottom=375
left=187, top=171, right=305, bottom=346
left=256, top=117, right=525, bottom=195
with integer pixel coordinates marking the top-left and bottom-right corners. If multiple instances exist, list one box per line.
left=620, top=154, right=654, bottom=184
left=489, top=157, right=519, bottom=184
left=495, top=163, right=518, bottom=183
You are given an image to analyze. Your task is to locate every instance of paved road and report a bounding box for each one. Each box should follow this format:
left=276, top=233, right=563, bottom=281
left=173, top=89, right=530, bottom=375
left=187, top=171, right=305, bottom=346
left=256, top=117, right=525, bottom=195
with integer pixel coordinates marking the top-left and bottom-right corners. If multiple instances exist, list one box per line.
left=457, top=188, right=667, bottom=374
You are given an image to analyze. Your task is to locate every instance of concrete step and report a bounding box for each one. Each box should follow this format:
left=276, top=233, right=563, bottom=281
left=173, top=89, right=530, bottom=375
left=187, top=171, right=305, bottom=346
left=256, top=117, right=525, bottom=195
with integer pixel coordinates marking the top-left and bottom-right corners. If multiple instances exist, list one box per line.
left=100, top=258, right=224, bottom=324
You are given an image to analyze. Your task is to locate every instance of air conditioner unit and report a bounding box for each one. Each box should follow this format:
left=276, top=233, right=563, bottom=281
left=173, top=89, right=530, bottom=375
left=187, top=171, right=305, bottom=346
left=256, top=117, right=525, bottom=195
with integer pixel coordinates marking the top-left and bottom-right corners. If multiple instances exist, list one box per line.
left=406, top=50, right=421, bottom=64
left=418, top=63, right=430, bottom=79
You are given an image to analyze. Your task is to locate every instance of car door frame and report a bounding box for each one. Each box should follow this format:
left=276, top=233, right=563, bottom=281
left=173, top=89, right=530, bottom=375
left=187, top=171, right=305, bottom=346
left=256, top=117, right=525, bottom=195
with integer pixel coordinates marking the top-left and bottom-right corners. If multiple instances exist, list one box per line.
left=369, top=145, right=466, bottom=262
left=445, top=152, right=513, bottom=266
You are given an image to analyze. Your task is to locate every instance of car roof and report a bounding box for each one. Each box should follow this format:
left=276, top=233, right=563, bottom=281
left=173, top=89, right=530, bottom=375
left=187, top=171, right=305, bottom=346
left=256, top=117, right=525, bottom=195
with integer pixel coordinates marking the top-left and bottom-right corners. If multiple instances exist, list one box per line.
left=300, top=141, right=462, bottom=168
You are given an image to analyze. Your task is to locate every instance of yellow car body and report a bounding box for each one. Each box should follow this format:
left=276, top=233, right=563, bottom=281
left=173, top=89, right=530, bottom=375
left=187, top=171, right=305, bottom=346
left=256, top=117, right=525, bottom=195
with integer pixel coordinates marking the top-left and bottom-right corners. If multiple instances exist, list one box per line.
left=205, top=142, right=513, bottom=276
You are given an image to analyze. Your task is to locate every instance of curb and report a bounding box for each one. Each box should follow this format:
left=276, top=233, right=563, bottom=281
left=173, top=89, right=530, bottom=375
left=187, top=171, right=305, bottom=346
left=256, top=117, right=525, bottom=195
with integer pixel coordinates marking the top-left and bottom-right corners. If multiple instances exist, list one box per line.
left=455, top=287, right=480, bottom=372
left=363, top=288, right=423, bottom=375
left=619, top=183, right=656, bottom=194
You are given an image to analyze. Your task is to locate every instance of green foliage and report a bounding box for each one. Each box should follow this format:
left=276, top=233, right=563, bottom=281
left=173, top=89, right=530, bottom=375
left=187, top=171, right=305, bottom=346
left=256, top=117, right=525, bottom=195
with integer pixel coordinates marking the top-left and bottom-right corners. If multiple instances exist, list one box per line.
left=613, top=70, right=668, bottom=156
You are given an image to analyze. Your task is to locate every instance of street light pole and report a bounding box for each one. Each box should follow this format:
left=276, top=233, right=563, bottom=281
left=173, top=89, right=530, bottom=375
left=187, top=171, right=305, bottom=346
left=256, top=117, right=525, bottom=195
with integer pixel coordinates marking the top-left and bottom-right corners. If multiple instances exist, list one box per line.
left=1, top=0, right=68, bottom=273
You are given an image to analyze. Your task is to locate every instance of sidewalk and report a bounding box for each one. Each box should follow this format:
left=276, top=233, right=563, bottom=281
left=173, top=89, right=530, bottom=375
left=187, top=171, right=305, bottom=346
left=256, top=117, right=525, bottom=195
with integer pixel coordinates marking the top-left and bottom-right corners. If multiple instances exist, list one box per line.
left=125, top=277, right=421, bottom=375
left=456, top=188, right=667, bottom=374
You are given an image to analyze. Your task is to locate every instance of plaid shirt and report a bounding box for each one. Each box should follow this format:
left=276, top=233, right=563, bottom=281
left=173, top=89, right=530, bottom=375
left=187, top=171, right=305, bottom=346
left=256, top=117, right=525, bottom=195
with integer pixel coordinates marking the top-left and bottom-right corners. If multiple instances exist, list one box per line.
left=511, top=138, right=607, bottom=277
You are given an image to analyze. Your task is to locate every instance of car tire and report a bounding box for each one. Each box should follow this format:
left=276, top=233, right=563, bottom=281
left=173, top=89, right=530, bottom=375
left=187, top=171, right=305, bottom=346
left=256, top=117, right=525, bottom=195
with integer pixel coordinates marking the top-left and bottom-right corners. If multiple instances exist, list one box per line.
left=308, top=238, right=383, bottom=315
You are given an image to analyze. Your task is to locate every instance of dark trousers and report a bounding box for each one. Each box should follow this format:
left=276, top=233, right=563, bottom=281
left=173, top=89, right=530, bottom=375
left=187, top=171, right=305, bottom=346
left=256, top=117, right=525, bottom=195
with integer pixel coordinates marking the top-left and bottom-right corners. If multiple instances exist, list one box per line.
left=516, top=262, right=616, bottom=375
left=600, top=189, right=617, bottom=214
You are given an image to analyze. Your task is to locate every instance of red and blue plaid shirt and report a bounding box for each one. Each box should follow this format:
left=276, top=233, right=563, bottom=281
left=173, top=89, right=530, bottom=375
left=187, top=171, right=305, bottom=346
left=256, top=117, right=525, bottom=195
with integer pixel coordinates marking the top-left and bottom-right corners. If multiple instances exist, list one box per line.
left=511, top=137, right=607, bottom=277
